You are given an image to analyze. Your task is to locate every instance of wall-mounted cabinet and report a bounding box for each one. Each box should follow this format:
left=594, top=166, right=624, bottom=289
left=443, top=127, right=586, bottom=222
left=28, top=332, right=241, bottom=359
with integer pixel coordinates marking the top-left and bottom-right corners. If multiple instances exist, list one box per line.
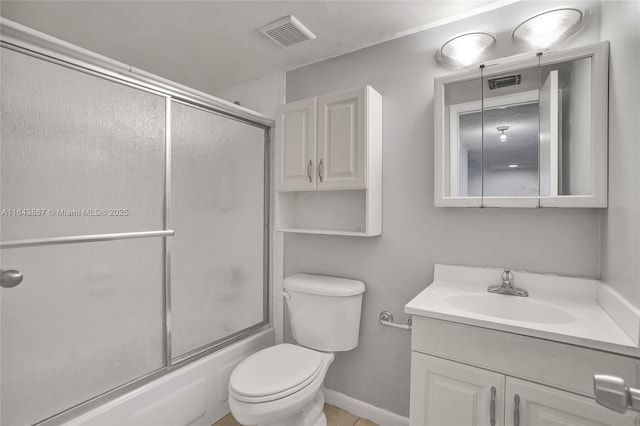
left=275, top=86, right=382, bottom=237
left=434, top=42, right=609, bottom=208
left=275, top=97, right=317, bottom=192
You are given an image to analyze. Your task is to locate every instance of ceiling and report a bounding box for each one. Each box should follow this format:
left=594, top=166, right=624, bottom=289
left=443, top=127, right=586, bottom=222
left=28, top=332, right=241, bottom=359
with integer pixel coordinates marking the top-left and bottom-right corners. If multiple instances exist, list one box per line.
left=460, top=104, right=540, bottom=169
left=456, top=58, right=584, bottom=169
left=457, top=65, right=541, bottom=169
left=0, top=0, right=514, bottom=94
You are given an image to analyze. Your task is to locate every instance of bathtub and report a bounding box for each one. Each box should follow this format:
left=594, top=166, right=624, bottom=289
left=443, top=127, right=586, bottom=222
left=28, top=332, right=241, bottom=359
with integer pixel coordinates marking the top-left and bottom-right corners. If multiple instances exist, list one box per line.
left=66, top=329, right=275, bottom=426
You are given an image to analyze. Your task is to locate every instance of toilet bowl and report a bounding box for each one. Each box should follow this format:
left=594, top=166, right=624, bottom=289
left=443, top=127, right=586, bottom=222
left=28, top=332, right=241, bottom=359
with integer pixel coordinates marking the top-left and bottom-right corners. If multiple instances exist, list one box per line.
left=228, top=274, right=365, bottom=426
left=228, top=344, right=334, bottom=426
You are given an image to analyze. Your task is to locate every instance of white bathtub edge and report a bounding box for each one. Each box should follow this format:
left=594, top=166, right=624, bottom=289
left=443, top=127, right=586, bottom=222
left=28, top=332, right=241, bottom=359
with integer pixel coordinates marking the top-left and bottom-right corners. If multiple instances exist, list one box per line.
left=66, top=328, right=275, bottom=426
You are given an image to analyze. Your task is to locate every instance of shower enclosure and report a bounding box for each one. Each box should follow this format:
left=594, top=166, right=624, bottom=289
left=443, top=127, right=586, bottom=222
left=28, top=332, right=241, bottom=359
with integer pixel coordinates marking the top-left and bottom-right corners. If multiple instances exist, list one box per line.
left=0, top=24, right=271, bottom=426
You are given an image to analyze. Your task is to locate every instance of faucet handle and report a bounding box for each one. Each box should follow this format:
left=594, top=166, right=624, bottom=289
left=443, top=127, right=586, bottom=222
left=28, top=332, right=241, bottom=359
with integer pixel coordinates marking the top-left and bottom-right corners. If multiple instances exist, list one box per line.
left=502, top=268, right=514, bottom=282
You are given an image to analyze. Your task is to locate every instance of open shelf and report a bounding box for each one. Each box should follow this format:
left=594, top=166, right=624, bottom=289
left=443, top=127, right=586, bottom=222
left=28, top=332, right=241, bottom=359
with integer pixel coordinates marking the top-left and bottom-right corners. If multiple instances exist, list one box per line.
left=276, top=190, right=380, bottom=237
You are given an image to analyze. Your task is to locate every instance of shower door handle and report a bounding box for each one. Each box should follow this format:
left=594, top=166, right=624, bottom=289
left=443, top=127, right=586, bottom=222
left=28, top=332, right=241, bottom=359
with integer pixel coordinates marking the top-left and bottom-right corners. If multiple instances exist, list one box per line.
left=1, top=269, right=23, bottom=288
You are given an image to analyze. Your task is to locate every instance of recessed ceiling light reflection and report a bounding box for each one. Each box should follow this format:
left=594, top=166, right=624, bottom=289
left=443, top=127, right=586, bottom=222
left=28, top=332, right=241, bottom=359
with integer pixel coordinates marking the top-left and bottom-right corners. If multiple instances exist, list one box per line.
left=497, top=125, right=509, bottom=142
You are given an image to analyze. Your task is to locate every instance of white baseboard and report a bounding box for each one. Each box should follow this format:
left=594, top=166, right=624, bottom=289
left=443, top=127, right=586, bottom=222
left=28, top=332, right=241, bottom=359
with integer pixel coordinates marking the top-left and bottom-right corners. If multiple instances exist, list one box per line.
left=323, top=388, right=409, bottom=426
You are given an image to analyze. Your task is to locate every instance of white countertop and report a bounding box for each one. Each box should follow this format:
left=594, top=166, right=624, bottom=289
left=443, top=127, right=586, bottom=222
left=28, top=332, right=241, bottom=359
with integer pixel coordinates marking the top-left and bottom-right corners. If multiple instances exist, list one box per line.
left=405, top=264, right=640, bottom=357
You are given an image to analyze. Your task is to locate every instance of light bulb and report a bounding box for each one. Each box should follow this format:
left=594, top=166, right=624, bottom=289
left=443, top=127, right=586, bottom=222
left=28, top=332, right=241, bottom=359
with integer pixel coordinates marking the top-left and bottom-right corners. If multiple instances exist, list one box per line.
left=513, top=9, right=583, bottom=49
left=438, top=32, right=496, bottom=67
left=497, top=126, right=509, bottom=142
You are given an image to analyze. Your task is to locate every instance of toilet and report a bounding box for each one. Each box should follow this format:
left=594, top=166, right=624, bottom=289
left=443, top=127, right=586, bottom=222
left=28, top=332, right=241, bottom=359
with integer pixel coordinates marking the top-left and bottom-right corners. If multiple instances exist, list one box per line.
left=228, top=273, right=365, bottom=426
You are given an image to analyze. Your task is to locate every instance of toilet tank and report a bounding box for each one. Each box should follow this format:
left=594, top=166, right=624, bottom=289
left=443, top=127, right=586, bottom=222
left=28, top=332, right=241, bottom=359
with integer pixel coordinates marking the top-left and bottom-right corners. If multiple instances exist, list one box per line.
left=283, top=273, right=365, bottom=352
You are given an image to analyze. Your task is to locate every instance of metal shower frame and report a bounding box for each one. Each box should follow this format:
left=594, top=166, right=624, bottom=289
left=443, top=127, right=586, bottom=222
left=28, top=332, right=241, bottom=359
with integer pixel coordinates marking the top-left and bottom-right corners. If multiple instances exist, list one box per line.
left=0, top=18, right=274, bottom=425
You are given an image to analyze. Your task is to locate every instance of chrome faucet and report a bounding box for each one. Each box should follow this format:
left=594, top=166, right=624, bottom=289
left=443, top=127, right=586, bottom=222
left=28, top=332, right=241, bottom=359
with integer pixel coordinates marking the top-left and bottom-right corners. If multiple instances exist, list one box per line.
left=487, top=268, right=528, bottom=297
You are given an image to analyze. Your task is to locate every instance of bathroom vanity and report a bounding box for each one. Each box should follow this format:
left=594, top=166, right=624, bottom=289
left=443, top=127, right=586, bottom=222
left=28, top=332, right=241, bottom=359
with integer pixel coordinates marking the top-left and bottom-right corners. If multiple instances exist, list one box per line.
left=405, top=265, right=640, bottom=425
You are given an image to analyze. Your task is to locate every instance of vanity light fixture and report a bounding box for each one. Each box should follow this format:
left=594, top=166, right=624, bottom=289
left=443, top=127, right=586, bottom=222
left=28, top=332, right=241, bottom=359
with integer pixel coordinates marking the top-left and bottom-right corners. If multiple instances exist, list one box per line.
left=497, top=125, right=509, bottom=142
left=512, top=8, right=585, bottom=49
left=508, top=164, right=519, bottom=168
left=437, top=32, right=496, bottom=68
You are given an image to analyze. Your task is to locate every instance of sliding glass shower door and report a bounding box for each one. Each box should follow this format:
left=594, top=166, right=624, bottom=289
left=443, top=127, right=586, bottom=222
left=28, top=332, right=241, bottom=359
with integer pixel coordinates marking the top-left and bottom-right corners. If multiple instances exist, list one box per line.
left=170, top=102, right=267, bottom=361
left=1, top=45, right=269, bottom=425
left=0, top=48, right=167, bottom=426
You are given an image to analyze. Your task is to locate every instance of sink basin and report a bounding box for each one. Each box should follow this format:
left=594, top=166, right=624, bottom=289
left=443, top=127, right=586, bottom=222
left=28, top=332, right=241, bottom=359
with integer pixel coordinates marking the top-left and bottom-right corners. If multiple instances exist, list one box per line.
left=445, top=293, right=575, bottom=324
left=405, top=265, right=639, bottom=356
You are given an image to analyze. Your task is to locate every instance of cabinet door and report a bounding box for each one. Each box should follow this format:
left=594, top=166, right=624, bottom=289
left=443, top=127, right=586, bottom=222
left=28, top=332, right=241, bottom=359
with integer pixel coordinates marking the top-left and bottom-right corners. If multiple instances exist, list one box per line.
left=317, top=87, right=366, bottom=190
left=505, top=377, right=637, bottom=426
left=410, top=353, right=505, bottom=426
left=276, top=97, right=317, bottom=191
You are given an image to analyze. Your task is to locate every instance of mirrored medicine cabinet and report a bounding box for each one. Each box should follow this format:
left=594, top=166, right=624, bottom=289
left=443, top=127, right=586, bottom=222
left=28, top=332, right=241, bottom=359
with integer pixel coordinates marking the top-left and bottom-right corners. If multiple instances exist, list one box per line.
left=434, top=42, right=609, bottom=208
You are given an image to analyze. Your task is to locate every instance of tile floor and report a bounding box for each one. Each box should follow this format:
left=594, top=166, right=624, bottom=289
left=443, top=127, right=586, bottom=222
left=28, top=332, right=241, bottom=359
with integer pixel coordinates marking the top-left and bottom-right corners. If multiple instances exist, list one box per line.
left=213, top=403, right=379, bottom=426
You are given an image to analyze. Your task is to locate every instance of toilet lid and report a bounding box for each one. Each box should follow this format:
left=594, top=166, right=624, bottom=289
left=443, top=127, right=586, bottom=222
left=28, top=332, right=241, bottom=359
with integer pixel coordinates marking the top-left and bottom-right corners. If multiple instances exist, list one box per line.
left=229, top=344, right=323, bottom=402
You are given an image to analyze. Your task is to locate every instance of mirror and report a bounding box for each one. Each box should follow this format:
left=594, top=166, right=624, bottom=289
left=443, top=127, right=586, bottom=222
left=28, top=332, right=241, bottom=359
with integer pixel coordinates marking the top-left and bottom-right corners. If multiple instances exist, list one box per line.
left=434, top=42, right=608, bottom=208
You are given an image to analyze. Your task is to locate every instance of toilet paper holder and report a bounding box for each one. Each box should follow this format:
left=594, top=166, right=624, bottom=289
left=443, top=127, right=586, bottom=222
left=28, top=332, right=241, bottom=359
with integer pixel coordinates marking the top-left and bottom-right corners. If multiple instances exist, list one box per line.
left=379, top=311, right=412, bottom=330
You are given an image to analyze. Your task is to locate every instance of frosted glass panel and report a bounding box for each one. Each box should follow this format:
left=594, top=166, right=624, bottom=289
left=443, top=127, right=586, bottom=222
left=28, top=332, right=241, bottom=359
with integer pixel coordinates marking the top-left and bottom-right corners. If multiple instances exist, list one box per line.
left=171, top=102, right=266, bottom=359
left=0, top=48, right=165, bottom=240
left=0, top=239, right=165, bottom=425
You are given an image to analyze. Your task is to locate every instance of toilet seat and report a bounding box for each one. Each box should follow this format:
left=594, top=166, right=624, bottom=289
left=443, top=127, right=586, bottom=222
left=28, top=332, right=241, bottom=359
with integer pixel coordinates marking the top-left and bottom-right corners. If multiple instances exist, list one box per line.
left=229, top=344, right=324, bottom=403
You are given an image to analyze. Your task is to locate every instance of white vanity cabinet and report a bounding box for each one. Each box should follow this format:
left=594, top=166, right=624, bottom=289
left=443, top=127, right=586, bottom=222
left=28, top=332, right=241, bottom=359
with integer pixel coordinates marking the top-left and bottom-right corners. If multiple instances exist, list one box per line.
left=505, top=378, right=636, bottom=426
left=409, top=317, right=638, bottom=426
left=275, top=86, right=382, bottom=236
left=410, top=353, right=505, bottom=426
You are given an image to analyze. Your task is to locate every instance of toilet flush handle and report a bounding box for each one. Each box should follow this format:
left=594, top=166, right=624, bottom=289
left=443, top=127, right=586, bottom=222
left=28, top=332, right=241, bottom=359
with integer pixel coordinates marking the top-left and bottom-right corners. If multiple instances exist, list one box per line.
left=281, top=291, right=291, bottom=299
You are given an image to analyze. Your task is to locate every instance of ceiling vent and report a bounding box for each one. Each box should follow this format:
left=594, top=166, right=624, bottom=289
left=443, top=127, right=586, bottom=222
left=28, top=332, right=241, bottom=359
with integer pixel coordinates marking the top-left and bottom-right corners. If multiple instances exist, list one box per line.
left=259, top=15, right=316, bottom=48
left=488, top=74, right=522, bottom=90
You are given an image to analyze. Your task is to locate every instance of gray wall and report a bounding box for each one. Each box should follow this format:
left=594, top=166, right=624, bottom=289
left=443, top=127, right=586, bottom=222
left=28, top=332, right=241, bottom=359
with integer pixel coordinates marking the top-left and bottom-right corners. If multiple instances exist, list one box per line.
left=283, top=1, right=611, bottom=417
left=214, top=73, right=285, bottom=119
left=600, top=1, right=640, bottom=306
